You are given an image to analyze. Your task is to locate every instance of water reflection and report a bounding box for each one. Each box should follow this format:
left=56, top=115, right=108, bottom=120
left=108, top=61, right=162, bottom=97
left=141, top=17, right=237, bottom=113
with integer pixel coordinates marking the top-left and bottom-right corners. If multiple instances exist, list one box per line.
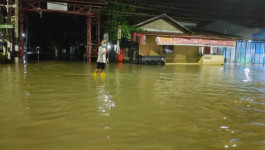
left=24, top=63, right=27, bottom=75
left=22, top=63, right=31, bottom=111
left=243, top=68, right=252, bottom=82
left=97, top=85, right=115, bottom=117
left=96, top=82, right=115, bottom=142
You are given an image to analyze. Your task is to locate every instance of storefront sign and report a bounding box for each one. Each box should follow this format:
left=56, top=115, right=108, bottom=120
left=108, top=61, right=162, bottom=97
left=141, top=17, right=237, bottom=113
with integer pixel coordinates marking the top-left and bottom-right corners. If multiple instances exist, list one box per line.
left=118, top=26, right=122, bottom=40
left=47, top=2, right=68, bottom=11
left=156, top=37, right=235, bottom=47
left=0, top=25, right=13, bottom=28
left=103, top=33, right=109, bottom=41
left=132, top=32, right=146, bottom=45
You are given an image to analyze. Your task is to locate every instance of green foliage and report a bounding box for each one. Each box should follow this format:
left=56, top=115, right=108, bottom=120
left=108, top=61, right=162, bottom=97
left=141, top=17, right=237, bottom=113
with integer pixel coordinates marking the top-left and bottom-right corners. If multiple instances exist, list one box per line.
left=0, top=10, right=7, bottom=40
left=101, top=1, right=142, bottom=42
left=0, top=13, right=4, bottom=24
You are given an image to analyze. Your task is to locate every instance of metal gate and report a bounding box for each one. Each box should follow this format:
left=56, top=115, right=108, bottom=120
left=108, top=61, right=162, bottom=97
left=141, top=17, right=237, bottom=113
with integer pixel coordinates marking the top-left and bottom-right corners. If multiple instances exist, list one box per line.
left=235, top=41, right=265, bottom=65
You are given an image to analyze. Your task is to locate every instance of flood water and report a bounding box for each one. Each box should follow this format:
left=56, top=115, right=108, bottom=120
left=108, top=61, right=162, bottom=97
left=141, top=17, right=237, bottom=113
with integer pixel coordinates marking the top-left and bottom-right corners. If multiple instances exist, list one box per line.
left=0, top=61, right=264, bottom=150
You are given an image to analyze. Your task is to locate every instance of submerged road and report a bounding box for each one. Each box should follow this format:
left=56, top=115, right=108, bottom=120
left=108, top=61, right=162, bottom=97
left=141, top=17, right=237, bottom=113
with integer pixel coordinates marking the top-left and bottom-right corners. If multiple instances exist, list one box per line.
left=0, top=61, right=264, bottom=150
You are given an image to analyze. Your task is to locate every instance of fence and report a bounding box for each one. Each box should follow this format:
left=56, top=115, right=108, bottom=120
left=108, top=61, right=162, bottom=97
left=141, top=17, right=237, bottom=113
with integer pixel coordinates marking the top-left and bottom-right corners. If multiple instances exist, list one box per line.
left=234, top=41, right=265, bottom=65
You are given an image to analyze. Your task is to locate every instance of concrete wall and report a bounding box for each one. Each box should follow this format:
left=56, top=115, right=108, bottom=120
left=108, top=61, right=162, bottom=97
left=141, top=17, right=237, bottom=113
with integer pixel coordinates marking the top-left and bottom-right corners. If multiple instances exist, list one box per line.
left=199, top=55, right=224, bottom=65
left=139, top=35, right=225, bottom=64
left=139, top=35, right=201, bottom=63
left=139, top=35, right=160, bottom=56
left=160, top=46, right=200, bottom=63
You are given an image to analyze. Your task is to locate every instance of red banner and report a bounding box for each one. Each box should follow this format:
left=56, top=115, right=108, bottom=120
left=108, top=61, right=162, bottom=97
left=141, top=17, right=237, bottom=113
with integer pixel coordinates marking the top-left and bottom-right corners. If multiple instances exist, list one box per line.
left=156, top=37, right=235, bottom=47
left=132, top=32, right=146, bottom=45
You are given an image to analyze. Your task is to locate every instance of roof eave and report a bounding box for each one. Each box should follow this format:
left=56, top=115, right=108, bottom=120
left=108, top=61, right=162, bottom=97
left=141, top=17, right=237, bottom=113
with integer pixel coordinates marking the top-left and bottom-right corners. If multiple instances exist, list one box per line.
left=133, top=13, right=194, bottom=34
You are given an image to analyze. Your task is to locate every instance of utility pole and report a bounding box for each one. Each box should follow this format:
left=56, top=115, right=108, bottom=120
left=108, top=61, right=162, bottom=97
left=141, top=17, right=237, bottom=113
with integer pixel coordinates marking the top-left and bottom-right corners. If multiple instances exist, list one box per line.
left=7, top=0, right=13, bottom=63
left=0, top=0, right=17, bottom=63
left=14, top=0, right=19, bottom=63
left=117, top=25, right=121, bottom=61
left=5, top=0, right=11, bottom=63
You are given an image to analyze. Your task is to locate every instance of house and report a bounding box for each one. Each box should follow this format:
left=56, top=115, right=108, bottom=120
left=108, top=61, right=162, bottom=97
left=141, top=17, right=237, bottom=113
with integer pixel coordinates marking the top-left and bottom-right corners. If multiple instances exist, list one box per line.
left=130, top=14, right=237, bottom=65
left=204, top=20, right=265, bottom=65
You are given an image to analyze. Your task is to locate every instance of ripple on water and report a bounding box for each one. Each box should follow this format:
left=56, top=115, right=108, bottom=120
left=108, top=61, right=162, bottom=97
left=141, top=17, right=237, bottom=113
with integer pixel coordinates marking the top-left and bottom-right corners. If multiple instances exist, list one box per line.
left=0, top=62, right=265, bottom=150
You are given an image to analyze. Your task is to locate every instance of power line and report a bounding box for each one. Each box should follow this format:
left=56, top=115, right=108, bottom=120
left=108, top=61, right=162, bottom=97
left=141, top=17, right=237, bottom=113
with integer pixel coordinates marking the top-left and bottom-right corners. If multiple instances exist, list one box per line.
left=101, top=9, right=263, bottom=26
left=108, top=0, right=263, bottom=24
left=102, top=1, right=264, bottom=27
left=116, top=0, right=263, bottom=16
left=118, top=0, right=264, bottom=11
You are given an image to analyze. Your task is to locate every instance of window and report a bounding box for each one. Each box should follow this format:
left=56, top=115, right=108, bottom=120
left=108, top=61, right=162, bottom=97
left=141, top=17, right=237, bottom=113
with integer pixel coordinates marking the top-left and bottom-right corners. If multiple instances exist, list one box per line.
left=203, top=47, right=224, bottom=55
left=204, top=47, right=211, bottom=54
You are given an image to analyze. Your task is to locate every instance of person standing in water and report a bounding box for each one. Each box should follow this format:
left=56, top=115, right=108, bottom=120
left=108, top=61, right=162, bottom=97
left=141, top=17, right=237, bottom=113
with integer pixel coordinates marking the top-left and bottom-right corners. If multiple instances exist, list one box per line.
left=94, top=40, right=108, bottom=76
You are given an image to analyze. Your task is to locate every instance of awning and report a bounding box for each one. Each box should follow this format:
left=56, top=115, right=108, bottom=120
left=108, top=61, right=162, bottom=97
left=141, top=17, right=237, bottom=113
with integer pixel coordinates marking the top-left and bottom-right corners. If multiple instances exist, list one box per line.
left=156, top=37, right=235, bottom=47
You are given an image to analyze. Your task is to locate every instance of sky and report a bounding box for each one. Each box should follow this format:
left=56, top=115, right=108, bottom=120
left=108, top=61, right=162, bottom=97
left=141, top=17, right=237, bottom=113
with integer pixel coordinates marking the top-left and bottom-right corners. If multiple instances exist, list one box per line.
left=103, top=0, right=265, bottom=28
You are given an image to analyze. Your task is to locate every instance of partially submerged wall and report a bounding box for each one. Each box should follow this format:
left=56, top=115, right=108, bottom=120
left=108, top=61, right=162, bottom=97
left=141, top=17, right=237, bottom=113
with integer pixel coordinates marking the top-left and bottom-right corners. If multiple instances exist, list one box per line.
left=199, top=55, right=224, bottom=65
left=139, top=35, right=200, bottom=63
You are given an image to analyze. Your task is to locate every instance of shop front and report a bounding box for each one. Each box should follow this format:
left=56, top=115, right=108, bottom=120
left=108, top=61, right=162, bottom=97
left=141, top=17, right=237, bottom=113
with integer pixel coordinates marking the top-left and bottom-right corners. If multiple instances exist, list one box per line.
left=137, top=35, right=236, bottom=65
left=131, top=14, right=236, bottom=65
left=233, top=40, right=265, bottom=65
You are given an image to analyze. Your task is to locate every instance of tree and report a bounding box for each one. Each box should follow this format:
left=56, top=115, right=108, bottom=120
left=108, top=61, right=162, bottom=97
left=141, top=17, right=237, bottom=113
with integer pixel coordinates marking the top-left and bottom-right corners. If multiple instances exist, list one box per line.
left=0, top=7, right=7, bottom=40
left=101, top=1, right=142, bottom=42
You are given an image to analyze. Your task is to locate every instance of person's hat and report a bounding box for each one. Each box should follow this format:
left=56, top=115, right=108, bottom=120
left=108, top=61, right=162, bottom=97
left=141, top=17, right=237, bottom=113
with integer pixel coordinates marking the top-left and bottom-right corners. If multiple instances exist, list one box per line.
left=101, top=40, right=107, bottom=45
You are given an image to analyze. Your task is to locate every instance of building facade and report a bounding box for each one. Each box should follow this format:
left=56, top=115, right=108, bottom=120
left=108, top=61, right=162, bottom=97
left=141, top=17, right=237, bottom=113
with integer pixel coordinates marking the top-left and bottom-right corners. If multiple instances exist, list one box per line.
left=131, top=14, right=236, bottom=65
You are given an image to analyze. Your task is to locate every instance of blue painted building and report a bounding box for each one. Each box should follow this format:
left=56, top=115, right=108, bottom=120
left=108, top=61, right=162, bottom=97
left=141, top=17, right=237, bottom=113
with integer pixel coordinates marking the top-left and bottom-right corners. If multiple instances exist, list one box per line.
left=203, top=20, right=265, bottom=65
left=224, top=40, right=265, bottom=65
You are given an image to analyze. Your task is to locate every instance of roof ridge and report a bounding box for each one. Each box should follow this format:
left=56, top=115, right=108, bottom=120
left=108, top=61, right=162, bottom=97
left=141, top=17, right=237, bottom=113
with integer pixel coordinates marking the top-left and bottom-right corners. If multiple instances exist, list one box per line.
left=133, top=13, right=194, bottom=34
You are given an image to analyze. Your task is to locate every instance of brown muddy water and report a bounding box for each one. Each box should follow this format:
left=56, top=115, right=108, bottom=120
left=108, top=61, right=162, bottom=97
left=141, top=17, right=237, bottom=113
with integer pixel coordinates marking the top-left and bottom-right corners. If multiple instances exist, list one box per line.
left=0, top=61, right=264, bottom=150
